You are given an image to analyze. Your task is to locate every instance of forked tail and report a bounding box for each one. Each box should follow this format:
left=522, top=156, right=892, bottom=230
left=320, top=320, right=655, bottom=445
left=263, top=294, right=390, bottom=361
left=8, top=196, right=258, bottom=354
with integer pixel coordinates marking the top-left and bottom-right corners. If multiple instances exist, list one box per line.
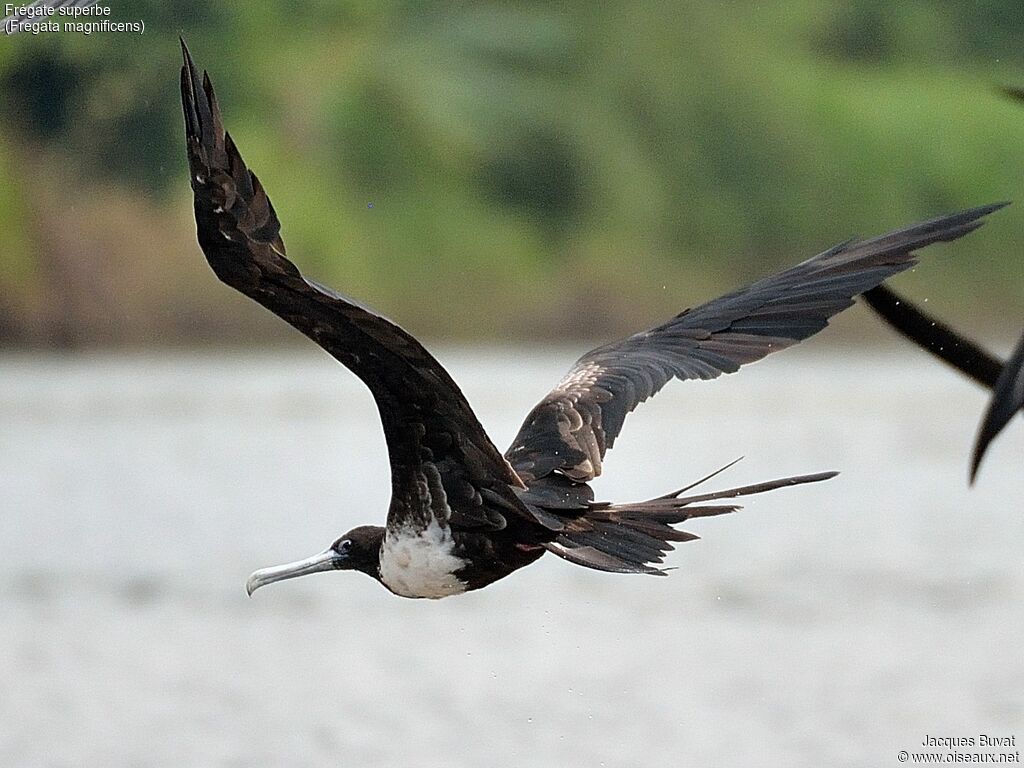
left=543, top=460, right=837, bottom=574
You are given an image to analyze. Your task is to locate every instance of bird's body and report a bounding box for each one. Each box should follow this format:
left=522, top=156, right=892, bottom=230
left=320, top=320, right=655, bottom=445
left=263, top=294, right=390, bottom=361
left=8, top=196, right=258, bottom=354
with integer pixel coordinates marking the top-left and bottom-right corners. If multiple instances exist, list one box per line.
left=180, top=41, right=1005, bottom=599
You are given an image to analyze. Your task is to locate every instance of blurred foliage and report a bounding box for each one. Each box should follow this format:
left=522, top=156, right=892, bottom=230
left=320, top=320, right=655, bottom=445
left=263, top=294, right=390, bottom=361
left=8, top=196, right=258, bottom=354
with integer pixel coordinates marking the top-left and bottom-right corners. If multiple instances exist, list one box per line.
left=1, top=0, right=1023, bottom=346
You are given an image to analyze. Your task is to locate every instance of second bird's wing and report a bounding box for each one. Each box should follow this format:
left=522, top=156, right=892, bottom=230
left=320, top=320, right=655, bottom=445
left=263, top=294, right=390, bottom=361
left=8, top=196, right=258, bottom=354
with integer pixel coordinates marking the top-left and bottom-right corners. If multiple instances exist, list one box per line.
left=973, top=331, right=1024, bottom=480
left=862, top=285, right=1003, bottom=388
left=862, top=285, right=1022, bottom=482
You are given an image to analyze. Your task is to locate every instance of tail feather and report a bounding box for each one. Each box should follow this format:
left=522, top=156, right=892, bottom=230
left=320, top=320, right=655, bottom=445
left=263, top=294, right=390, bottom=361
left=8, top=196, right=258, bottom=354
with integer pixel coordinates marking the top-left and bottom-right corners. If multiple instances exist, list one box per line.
left=543, top=466, right=837, bottom=575
left=566, top=527, right=669, bottom=567
left=670, top=471, right=839, bottom=506
left=543, top=540, right=667, bottom=575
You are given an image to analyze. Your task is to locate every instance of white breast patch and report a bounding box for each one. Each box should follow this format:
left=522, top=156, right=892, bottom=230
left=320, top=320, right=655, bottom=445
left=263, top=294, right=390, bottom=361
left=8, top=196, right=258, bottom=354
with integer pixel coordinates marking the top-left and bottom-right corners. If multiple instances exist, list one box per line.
left=378, top=517, right=468, bottom=599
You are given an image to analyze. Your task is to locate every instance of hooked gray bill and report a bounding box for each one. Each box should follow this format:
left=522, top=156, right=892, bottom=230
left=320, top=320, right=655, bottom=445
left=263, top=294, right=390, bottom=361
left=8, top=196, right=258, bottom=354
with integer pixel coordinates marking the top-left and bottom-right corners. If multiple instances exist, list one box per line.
left=246, top=549, right=344, bottom=596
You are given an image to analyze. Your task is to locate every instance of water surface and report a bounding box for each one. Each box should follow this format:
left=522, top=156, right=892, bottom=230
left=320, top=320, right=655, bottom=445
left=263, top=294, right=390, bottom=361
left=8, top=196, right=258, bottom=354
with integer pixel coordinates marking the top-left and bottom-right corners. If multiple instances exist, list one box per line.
left=1, top=349, right=1021, bottom=767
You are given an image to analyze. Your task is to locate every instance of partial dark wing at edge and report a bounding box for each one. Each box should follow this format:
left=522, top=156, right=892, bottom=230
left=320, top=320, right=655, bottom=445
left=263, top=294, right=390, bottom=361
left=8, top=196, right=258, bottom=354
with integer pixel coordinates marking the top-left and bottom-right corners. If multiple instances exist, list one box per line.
left=861, top=285, right=1022, bottom=482
left=179, top=41, right=525, bottom=521
left=861, top=285, right=1002, bottom=388
left=972, top=332, right=1024, bottom=480
left=507, top=204, right=1007, bottom=482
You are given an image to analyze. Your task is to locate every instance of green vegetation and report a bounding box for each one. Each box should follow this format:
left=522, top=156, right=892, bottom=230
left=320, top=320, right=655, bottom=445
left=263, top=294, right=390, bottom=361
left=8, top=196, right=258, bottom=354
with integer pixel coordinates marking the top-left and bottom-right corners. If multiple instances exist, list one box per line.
left=1, top=1, right=1023, bottom=346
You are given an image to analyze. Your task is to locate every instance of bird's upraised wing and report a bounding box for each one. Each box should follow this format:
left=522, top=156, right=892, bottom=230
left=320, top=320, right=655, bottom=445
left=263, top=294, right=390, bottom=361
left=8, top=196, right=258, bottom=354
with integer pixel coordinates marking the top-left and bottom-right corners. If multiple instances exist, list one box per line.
left=862, top=285, right=1022, bottom=482
left=506, top=204, right=1006, bottom=482
left=180, top=41, right=525, bottom=530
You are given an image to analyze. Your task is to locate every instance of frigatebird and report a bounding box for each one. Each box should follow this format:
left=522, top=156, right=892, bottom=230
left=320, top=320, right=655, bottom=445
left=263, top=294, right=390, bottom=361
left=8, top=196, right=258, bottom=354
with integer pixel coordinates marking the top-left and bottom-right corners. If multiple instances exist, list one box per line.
left=863, top=286, right=1022, bottom=481
left=180, top=41, right=1005, bottom=599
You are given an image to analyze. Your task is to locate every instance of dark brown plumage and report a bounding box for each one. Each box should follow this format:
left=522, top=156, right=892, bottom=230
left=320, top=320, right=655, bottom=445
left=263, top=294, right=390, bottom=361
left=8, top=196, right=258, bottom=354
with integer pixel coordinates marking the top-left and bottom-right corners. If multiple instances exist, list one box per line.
left=181, top=40, right=1005, bottom=598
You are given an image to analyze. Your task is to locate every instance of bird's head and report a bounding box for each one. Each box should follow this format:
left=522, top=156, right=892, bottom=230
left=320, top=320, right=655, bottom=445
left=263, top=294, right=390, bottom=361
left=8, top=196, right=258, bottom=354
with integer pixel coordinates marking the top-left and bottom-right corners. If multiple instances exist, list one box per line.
left=245, top=525, right=384, bottom=596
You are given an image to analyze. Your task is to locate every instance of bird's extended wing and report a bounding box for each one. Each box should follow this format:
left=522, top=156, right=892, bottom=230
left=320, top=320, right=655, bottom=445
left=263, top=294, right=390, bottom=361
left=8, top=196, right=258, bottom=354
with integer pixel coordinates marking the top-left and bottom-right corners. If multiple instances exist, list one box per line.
left=506, top=204, right=1006, bottom=482
left=862, top=285, right=1003, bottom=388
left=861, top=285, right=1022, bottom=481
left=180, top=41, right=525, bottom=530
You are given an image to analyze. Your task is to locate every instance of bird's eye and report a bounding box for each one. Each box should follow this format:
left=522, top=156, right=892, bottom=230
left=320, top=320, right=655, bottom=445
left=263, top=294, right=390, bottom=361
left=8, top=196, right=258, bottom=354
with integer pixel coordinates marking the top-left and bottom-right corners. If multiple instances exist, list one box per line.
left=336, top=539, right=352, bottom=554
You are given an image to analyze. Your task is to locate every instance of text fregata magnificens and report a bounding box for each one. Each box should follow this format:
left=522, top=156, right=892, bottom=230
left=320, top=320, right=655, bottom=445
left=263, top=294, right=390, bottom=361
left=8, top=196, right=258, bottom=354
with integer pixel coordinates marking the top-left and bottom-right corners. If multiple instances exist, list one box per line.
left=863, top=285, right=1022, bottom=482
left=180, top=41, right=1005, bottom=599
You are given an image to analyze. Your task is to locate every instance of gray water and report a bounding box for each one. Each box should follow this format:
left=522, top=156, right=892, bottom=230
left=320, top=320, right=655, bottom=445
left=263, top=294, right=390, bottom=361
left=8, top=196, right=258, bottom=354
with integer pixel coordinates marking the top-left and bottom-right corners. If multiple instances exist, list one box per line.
left=0, top=348, right=1021, bottom=768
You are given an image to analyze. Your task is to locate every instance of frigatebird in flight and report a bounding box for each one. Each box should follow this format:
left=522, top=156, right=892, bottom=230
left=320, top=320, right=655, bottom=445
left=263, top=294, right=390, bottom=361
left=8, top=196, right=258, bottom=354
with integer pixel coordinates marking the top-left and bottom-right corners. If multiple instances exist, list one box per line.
left=863, top=286, right=1022, bottom=481
left=180, top=41, right=1005, bottom=599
